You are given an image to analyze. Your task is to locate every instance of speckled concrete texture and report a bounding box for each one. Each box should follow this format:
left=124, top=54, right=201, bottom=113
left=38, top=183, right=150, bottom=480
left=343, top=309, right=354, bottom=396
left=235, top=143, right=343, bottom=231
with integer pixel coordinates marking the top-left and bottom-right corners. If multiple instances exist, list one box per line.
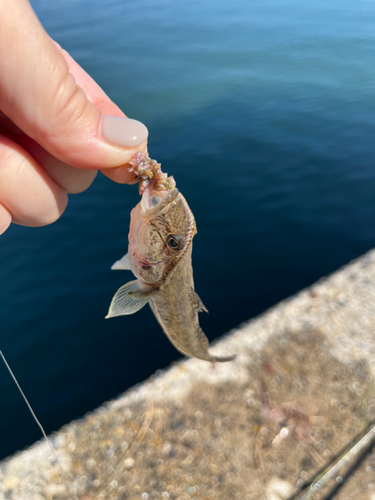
left=1, top=250, right=375, bottom=500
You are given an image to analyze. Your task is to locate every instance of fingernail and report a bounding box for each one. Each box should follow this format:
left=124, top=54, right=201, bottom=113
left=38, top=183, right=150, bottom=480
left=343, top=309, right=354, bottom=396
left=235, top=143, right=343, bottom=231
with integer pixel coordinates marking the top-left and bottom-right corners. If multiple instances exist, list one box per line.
left=128, top=177, right=140, bottom=185
left=101, top=116, right=148, bottom=147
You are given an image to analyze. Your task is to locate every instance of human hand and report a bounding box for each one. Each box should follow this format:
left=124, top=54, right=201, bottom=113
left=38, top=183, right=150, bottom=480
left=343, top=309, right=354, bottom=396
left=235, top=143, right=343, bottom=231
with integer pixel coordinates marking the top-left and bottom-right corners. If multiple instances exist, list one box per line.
left=0, top=0, right=149, bottom=235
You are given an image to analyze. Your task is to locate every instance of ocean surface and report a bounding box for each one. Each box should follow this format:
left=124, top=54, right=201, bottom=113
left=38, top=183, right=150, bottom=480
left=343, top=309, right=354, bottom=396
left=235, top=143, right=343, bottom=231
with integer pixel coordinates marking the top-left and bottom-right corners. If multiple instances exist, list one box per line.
left=1, top=0, right=375, bottom=459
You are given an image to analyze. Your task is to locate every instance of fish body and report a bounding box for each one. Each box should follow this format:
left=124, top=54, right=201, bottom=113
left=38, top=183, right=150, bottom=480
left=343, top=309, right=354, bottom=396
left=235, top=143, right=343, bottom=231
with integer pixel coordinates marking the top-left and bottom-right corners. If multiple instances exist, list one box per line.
left=107, top=184, right=235, bottom=363
left=149, top=243, right=233, bottom=362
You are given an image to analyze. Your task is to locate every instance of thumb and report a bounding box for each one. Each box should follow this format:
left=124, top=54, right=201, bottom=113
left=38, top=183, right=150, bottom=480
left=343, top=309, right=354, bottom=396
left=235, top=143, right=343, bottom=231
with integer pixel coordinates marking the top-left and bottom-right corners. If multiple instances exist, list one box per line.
left=0, top=0, right=148, bottom=170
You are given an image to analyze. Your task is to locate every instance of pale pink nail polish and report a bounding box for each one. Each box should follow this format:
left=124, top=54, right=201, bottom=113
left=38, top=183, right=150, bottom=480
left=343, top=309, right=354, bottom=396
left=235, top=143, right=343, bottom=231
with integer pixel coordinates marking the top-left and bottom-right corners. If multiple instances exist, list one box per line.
left=101, top=116, right=148, bottom=147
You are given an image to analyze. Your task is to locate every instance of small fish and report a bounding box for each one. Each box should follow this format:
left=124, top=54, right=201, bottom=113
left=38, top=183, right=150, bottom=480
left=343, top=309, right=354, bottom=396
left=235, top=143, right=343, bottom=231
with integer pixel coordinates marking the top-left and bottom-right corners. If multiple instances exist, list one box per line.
left=106, top=156, right=235, bottom=363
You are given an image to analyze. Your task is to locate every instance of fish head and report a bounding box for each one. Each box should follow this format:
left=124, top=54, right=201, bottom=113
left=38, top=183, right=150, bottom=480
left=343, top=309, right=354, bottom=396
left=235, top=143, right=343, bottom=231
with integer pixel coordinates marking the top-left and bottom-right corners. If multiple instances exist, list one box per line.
left=128, top=187, right=195, bottom=285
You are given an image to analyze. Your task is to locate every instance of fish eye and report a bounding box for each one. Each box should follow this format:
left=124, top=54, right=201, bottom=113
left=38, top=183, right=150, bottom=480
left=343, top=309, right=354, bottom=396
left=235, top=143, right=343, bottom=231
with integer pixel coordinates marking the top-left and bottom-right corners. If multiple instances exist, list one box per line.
left=168, top=234, right=184, bottom=250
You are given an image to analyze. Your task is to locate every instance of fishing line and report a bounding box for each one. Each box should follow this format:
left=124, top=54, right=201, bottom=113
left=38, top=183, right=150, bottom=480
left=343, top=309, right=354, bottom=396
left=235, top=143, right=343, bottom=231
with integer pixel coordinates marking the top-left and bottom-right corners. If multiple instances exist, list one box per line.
left=287, top=421, right=375, bottom=500
left=0, top=350, right=78, bottom=500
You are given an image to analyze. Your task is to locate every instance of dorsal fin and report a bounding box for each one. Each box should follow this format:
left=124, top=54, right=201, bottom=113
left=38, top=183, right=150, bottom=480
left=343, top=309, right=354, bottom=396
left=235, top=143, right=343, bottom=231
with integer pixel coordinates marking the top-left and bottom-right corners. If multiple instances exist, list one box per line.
left=190, top=287, right=209, bottom=313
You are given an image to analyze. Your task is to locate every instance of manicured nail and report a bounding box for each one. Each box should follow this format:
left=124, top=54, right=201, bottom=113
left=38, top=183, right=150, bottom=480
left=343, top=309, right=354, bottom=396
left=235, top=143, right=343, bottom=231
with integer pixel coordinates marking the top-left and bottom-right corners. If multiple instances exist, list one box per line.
left=128, top=177, right=140, bottom=185
left=101, top=116, right=148, bottom=147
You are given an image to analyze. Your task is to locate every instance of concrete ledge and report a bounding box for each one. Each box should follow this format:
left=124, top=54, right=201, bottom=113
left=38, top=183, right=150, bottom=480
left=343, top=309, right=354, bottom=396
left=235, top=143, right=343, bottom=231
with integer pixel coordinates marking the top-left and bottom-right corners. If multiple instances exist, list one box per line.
left=1, top=250, right=375, bottom=500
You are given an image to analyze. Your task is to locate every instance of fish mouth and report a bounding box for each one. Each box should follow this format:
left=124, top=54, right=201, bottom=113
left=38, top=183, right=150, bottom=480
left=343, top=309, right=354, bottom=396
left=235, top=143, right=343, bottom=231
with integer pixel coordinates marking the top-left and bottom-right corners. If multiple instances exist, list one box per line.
left=134, top=253, right=157, bottom=268
left=133, top=251, right=166, bottom=269
left=141, top=187, right=179, bottom=218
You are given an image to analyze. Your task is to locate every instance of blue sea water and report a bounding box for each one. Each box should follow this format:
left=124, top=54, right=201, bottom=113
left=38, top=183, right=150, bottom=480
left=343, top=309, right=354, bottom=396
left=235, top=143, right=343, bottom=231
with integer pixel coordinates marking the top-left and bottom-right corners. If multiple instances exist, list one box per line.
left=1, top=0, right=375, bottom=458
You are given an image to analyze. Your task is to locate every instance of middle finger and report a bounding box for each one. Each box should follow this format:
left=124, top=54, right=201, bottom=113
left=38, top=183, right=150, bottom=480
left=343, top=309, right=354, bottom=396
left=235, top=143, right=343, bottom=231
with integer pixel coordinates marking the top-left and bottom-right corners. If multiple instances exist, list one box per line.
left=0, top=113, right=98, bottom=194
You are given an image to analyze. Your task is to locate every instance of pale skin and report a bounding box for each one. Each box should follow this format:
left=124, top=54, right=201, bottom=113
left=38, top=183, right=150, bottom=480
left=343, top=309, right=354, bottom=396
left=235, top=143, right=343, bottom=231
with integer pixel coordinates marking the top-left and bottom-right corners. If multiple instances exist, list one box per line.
left=0, top=0, right=148, bottom=235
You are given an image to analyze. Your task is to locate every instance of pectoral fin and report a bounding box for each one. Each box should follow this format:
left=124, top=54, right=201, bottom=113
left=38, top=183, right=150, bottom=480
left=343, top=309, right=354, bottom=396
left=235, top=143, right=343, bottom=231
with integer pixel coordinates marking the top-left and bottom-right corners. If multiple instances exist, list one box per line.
left=190, top=288, right=209, bottom=313
left=111, top=253, right=131, bottom=270
left=106, top=280, right=157, bottom=318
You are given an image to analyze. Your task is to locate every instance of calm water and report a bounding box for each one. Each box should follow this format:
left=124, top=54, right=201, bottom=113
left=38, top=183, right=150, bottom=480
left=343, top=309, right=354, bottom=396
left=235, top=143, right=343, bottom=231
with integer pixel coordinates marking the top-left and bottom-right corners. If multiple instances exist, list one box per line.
left=1, top=0, right=375, bottom=458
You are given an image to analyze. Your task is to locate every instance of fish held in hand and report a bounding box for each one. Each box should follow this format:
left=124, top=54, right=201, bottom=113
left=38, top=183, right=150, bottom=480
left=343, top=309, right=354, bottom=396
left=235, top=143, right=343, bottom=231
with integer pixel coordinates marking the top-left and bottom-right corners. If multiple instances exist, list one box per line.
left=106, top=153, right=235, bottom=363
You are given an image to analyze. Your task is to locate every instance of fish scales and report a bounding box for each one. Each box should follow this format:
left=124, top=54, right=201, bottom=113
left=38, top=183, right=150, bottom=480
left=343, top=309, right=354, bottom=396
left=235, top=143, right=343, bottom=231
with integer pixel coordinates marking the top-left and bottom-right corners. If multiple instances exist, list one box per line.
left=149, top=244, right=229, bottom=362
